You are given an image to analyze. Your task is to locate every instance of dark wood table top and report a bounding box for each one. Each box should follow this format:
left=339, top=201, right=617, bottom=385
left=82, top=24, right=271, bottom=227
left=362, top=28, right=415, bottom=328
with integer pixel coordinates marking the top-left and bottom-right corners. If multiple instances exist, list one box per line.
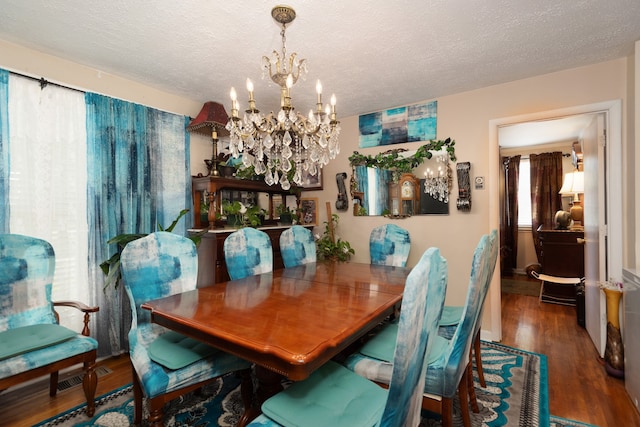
left=141, top=262, right=409, bottom=380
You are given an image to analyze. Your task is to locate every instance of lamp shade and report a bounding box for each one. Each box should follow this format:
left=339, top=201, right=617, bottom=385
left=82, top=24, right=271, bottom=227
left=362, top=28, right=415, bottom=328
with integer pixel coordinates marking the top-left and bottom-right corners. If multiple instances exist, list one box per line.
left=186, top=102, right=230, bottom=137
left=559, top=170, right=584, bottom=195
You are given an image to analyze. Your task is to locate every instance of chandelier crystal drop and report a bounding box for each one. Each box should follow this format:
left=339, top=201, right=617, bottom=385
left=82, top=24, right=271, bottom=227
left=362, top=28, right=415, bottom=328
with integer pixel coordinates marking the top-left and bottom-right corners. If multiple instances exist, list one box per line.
left=226, top=5, right=340, bottom=190
left=423, top=154, right=452, bottom=203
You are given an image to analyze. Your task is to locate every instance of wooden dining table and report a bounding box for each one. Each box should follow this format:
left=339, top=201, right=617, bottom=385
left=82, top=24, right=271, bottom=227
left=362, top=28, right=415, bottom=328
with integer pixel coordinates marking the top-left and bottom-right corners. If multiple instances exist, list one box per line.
left=141, top=261, right=410, bottom=425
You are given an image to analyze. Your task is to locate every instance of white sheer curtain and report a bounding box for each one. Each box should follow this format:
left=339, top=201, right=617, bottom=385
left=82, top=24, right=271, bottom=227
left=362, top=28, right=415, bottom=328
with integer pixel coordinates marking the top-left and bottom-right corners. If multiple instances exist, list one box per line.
left=8, top=75, right=88, bottom=331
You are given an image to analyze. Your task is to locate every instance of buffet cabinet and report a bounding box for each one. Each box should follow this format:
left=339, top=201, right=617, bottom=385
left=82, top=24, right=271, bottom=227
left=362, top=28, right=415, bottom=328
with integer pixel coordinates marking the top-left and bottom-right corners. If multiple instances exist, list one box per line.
left=190, top=176, right=307, bottom=286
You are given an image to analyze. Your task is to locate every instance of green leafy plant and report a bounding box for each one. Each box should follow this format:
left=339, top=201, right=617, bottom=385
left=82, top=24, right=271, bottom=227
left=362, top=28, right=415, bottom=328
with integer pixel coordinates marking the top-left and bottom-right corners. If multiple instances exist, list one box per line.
left=348, top=138, right=457, bottom=172
left=315, top=213, right=354, bottom=262
left=246, top=205, right=267, bottom=227
left=100, top=209, right=200, bottom=290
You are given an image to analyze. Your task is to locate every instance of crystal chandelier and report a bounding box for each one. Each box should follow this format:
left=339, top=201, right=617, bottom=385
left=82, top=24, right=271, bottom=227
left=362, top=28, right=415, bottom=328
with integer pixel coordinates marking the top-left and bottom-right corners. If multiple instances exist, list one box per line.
left=226, top=5, right=340, bottom=190
left=423, top=154, right=452, bottom=203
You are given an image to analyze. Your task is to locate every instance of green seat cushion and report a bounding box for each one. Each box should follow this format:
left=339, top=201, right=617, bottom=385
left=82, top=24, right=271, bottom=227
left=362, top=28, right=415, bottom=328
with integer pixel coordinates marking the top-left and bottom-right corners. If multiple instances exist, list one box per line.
left=359, top=322, right=449, bottom=365
left=147, top=330, right=217, bottom=370
left=262, top=361, right=387, bottom=427
left=0, top=324, right=77, bottom=360
left=359, top=322, right=399, bottom=361
left=439, top=305, right=463, bottom=326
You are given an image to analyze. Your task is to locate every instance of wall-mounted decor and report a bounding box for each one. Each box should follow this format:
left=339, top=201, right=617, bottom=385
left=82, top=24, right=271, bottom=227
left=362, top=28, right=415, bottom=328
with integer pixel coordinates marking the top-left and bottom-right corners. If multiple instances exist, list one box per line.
left=358, top=101, right=437, bottom=148
left=456, top=162, right=472, bottom=211
left=300, top=198, right=318, bottom=226
left=335, top=172, right=349, bottom=212
left=348, top=139, right=455, bottom=217
left=299, top=168, right=323, bottom=191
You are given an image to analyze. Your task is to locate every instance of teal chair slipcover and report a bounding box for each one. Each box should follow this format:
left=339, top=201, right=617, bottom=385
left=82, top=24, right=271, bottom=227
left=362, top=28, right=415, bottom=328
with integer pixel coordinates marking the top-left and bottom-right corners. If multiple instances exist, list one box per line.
left=370, top=224, right=411, bottom=267
left=120, top=231, right=252, bottom=425
left=224, top=228, right=273, bottom=280
left=345, top=233, right=494, bottom=427
left=246, top=247, right=448, bottom=427
left=280, top=225, right=316, bottom=267
left=0, top=234, right=99, bottom=416
left=439, top=229, right=498, bottom=394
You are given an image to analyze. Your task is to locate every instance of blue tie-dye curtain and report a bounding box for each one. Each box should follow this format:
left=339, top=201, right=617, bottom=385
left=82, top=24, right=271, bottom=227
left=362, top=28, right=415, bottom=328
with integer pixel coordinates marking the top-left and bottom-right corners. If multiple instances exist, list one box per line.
left=0, top=69, right=9, bottom=232
left=85, top=93, right=191, bottom=356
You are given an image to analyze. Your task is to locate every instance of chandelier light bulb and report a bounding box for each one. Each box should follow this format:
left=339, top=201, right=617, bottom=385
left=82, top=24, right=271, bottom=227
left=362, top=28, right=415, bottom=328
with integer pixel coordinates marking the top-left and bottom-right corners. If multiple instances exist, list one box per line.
left=246, top=78, right=254, bottom=94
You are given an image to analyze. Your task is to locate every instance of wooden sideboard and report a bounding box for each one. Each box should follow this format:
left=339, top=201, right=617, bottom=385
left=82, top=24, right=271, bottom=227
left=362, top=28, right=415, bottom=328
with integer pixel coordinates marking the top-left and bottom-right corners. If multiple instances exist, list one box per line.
left=537, top=226, right=585, bottom=304
left=191, top=226, right=312, bottom=286
left=192, top=176, right=301, bottom=229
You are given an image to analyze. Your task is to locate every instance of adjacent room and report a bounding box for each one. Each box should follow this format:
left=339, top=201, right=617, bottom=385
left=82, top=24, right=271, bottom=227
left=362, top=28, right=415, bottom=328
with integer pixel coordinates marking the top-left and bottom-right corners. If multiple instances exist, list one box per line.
left=1, top=2, right=639, bottom=426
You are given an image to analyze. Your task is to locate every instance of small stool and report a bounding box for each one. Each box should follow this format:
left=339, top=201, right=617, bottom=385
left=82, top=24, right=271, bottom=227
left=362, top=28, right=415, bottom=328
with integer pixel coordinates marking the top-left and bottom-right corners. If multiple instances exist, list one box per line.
left=531, top=272, right=584, bottom=305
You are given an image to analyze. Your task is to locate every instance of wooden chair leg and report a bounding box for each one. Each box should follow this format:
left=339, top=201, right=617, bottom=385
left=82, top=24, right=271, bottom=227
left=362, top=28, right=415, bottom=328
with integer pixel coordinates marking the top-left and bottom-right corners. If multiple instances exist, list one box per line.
left=474, top=331, right=486, bottom=388
left=148, top=398, right=165, bottom=427
left=82, top=360, right=98, bottom=417
left=441, top=397, right=453, bottom=427
left=49, top=371, right=59, bottom=396
left=467, top=359, right=479, bottom=413
left=132, top=363, right=143, bottom=425
left=458, top=369, right=472, bottom=427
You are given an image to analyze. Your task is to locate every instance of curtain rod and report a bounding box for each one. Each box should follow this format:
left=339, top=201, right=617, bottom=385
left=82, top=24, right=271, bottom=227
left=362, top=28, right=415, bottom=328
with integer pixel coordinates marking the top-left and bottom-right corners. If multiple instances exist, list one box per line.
left=8, top=69, right=85, bottom=94
left=505, top=153, right=570, bottom=161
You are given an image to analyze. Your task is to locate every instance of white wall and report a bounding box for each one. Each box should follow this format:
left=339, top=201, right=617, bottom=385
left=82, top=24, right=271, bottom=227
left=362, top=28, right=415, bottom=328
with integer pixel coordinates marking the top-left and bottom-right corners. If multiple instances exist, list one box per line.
left=0, top=39, right=632, bottom=340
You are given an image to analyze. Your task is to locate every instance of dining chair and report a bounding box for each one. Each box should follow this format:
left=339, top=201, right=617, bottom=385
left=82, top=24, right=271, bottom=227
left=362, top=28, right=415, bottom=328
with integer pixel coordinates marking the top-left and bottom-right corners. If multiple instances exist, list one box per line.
left=0, top=234, right=100, bottom=416
left=369, top=223, right=411, bottom=267
left=120, top=231, right=252, bottom=426
left=224, top=227, right=273, bottom=280
left=246, top=246, right=448, bottom=427
left=279, top=225, right=316, bottom=267
left=345, top=233, right=493, bottom=427
left=438, top=229, right=498, bottom=394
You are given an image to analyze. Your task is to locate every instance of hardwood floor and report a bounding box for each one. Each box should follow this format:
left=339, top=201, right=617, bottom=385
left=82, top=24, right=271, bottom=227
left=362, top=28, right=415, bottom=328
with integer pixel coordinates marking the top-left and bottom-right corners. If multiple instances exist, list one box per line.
left=1, top=287, right=639, bottom=426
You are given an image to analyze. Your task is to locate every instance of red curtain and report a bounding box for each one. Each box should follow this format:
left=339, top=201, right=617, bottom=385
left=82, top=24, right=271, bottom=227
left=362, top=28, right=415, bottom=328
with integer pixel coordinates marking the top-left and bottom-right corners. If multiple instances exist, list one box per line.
left=500, top=155, right=520, bottom=276
left=530, top=152, right=564, bottom=262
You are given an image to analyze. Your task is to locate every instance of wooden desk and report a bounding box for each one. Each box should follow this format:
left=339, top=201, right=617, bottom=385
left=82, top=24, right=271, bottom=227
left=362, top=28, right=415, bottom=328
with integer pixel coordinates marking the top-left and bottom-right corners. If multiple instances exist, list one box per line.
left=141, top=262, right=409, bottom=424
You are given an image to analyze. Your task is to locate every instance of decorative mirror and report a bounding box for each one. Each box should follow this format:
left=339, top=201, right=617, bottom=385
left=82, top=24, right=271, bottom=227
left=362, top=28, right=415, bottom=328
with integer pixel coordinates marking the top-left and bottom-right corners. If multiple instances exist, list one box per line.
left=348, top=139, right=456, bottom=217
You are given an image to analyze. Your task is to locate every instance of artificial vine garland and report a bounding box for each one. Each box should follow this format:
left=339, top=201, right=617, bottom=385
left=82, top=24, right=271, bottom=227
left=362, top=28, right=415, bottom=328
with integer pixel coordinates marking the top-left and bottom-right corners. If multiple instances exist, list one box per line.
left=348, top=138, right=456, bottom=172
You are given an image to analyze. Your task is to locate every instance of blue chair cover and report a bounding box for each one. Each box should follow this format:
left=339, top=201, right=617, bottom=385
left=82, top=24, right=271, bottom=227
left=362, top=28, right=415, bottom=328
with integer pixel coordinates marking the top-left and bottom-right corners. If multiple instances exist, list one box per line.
left=345, top=232, right=495, bottom=426
left=0, top=234, right=98, bottom=414
left=247, top=247, right=448, bottom=427
left=280, top=225, right=316, bottom=267
left=120, top=232, right=250, bottom=422
left=224, top=228, right=273, bottom=280
left=370, top=224, right=411, bottom=267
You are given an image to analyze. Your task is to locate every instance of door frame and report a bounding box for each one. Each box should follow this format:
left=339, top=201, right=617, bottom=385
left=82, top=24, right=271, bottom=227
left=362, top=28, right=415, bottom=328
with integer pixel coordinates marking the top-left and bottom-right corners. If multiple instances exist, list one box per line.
left=487, top=100, right=622, bottom=349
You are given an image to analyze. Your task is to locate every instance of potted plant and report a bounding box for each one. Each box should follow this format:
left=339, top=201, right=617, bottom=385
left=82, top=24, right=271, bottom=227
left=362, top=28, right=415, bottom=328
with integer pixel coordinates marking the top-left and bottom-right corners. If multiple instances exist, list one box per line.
left=276, top=204, right=295, bottom=225
left=315, top=213, right=354, bottom=262
left=222, top=200, right=246, bottom=227
left=247, top=205, right=267, bottom=227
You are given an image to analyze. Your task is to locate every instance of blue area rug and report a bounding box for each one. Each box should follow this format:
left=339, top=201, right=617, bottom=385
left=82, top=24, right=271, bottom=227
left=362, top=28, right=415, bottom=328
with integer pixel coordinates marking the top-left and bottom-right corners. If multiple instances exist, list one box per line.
left=33, top=342, right=592, bottom=427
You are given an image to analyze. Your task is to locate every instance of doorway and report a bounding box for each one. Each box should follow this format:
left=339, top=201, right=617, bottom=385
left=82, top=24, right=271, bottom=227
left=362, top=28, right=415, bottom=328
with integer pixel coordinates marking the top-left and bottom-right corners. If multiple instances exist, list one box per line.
left=487, top=100, right=623, bottom=356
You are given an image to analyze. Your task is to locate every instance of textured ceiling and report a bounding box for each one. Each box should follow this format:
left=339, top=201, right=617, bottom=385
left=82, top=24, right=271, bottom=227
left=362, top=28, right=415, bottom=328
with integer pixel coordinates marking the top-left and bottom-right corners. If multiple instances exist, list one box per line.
left=1, top=1, right=639, bottom=144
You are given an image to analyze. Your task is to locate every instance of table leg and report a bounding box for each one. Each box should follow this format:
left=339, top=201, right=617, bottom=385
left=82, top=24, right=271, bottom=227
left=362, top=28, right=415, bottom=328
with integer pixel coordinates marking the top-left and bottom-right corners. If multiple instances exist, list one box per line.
left=238, top=366, right=285, bottom=427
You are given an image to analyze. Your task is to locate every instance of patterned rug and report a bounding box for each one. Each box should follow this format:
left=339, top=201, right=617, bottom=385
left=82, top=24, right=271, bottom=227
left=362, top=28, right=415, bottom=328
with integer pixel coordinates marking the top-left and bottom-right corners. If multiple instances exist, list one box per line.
left=34, top=342, right=593, bottom=427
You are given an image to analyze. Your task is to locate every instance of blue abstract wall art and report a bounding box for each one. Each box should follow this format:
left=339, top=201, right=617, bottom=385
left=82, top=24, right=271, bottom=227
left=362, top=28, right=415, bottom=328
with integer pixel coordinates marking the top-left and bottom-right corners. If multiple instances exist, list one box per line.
left=359, top=101, right=437, bottom=148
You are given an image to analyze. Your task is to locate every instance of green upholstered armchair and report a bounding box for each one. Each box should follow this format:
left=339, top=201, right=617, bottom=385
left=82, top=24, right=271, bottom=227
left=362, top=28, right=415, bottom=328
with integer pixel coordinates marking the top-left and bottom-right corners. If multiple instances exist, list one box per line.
left=0, top=233, right=100, bottom=416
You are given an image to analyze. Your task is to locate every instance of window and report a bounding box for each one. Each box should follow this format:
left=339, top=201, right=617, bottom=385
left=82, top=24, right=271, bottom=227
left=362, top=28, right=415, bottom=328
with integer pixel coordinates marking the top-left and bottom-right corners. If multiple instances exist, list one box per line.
left=517, top=158, right=532, bottom=227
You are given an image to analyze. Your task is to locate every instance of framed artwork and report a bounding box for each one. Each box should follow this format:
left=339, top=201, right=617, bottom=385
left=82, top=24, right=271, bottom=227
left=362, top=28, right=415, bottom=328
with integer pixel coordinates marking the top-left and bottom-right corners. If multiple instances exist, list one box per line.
left=358, top=101, right=438, bottom=148
left=299, top=168, right=323, bottom=190
left=299, top=197, right=318, bottom=226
